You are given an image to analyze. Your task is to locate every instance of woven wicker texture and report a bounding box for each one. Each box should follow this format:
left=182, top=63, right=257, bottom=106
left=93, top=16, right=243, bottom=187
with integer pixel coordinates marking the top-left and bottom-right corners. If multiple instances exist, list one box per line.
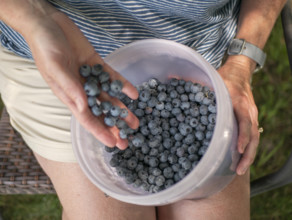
left=0, top=108, right=55, bottom=194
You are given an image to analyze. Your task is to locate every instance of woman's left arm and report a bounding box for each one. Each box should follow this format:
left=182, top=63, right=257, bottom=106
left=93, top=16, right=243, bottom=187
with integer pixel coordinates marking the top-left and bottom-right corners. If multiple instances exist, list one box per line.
left=218, top=0, right=287, bottom=175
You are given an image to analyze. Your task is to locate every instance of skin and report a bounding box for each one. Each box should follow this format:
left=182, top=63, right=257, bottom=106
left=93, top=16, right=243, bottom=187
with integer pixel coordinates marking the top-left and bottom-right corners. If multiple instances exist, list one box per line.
left=0, top=0, right=287, bottom=219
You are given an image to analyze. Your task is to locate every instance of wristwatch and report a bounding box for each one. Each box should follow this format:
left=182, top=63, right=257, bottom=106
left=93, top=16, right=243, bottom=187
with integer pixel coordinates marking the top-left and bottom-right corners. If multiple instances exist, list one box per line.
left=227, top=38, right=267, bottom=72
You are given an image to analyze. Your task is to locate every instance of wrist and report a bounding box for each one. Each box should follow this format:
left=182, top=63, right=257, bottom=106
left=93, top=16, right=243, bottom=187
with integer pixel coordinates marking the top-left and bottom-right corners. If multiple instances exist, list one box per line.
left=223, top=55, right=255, bottom=81
left=0, top=0, right=57, bottom=37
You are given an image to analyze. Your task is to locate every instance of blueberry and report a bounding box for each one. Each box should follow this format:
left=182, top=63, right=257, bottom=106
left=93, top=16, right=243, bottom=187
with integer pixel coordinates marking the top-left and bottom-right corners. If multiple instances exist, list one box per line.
left=134, top=109, right=145, bottom=117
left=178, top=169, right=187, bottom=179
left=91, top=64, right=103, bottom=76
left=149, top=148, right=159, bottom=157
left=152, top=168, right=162, bottom=176
left=157, top=92, right=167, bottom=102
left=190, top=83, right=202, bottom=93
left=155, top=175, right=165, bottom=187
left=164, top=179, right=174, bottom=189
left=87, top=96, right=97, bottom=107
left=195, top=130, right=204, bottom=141
left=148, top=78, right=160, bottom=89
left=104, top=116, right=116, bottom=127
left=141, top=144, right=150, bottom=154
left=137, top=101, right=147, bottom=109
left=99, top=71, right=110, bottom=83
left=145, top=106, right=153, bottom=114
left=169, top=118, right=179, bottom=127
left=208, top=113, right=216, bottom=124
left=176, top=147, right=185, bottom=158
left=168, top=154, right=178, bottom=165
left=110, top=106, right=122, bottom=117
left=171, top=163, right=180, bottom=172
left=109, top=157, right=119, bottom=167
left=200, top=115, right=209, bottom=125
left=202, top=97, right=212, bottom=105
left=149, top=157, right=159, bottom=167
left=139, top=90, right=151, bottom=102
left=110, top=80, right=123, bottom=93
left=135, top=163, right=144, bottom=172
left=155, top=101, right=165, bottom=110
left=169, top=127, right=178, bottom=135
left=157, top=84, right=167, bottom=92
left=84, top=81, right=100, bottom=96
left=79, top=64, right=91, bottom=77
left=140, top=126, right=150, bottom=136
left=176, top=113, right=185, bottom=122
left=198, top=145, right=208, bottom=156
left=100, top=82, right=110, bottom=92
left=119, top=129, right=128, bottom=139
left=159, top=151, right=169, bottom=163
left=104, top=145, right=117, bottom=153
left=188, top=144, right=198, bottom=154
left=172, top=98, right=181, bottom=108
left=101, top=101, right=112, bottom=112
left=119, top=108, right=128, bottom=118
left=176, top=85, right=185, bottom=94
left=127, top=157, right=138, bottom=170
left=148, top=175, right=156, bottom=184
left=189, top=105, right=200, bottom=117
left=180, top=102, right=190, bottom=110
left=195, top=92, right=204, bottom=103
left=189, top=118, right=199, bottom=128
left=188, top=154, right=199, bottom=162
left=163, top=138, right=173, bottom=149
left=133, top=179, right=143, bottom=188
left=206, top=130, right=214, bottom=140
left=170, top=78, right=179, bottom=86
left=116, top=119, right=127, bottom=129
left=178, top=123, right=192, bottom=136
left=135, top=151, right=144, bottom=161
left=181, top=158, right=192, bottom=170
left=174, top=133, right=183, bottom=141
left=184, top=81, right=193, bottom=93
left=91, top=104, right=102, bottom=116
left=132, top=134, right=145, bottom=147
left=147, top=97, right=158, bottom=108
left=169, top=90, right=178, bottom=99
left=184, top=133, right=195, bottom=145
left=141, top=182, right=150, bottom=191
left=199, top=105, right=208, bottom=115
left=123, top=148, right=133, bottom=159
left=171, top=107, right=181, bottom=116
left=161, top=110, right=170, bottom=118
left=163, top=167, right=174, bottom=179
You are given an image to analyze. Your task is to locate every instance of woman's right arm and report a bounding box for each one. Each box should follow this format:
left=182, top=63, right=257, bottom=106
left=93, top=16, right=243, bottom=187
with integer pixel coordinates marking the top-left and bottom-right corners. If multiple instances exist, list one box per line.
left=0, top=0, right=139, bottom=149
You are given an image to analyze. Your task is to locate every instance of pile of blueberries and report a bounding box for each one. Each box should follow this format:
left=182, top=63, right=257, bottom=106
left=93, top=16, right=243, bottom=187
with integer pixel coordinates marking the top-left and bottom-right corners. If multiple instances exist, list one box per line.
left=80, top=64, right=129, bottom=126
left=80, top=64, right=217, bottom=194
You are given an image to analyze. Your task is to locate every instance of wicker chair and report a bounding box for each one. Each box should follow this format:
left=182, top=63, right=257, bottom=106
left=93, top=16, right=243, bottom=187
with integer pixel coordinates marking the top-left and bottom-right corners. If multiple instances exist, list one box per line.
left=0, top=107, right=55, bottom=194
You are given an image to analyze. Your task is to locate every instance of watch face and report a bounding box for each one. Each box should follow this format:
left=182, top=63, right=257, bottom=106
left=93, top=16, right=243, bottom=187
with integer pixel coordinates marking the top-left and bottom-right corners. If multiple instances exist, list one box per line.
left=228, top=40, right=244, bottom=55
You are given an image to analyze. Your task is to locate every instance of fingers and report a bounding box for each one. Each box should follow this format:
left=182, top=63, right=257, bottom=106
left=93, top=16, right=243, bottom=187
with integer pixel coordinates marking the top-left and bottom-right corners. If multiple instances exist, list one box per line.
left=236, top=123, right=260, bottom=175
left=233, top=99, right=260, bottom=176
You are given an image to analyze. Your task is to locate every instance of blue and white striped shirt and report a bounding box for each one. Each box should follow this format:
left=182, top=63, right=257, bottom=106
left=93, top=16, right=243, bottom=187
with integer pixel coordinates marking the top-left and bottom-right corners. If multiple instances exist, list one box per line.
left=0, top=0, right=240, bottom=69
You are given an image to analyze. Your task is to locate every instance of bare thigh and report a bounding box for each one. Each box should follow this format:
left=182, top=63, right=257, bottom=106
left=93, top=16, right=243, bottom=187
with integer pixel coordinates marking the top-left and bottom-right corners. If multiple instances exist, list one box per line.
left=158, top=172, right=250, bottom=220
left=34, top=153, right=156, bottom=220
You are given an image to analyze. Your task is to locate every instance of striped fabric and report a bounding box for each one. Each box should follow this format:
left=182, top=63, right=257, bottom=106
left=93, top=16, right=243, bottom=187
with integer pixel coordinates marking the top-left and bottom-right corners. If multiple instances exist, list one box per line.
left=0, top=0, right=240, bottom=69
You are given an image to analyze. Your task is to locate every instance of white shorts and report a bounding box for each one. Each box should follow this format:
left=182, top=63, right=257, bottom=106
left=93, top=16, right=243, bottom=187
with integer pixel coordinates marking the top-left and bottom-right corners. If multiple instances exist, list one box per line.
left=0, top=46, right=77, bottom=162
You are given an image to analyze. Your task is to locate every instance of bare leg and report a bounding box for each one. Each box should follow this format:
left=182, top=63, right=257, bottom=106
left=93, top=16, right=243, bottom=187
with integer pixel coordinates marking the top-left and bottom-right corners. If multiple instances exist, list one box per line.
left=158, top=172, right=250, bottom=220
left=34, top=153, right=156, bottom=220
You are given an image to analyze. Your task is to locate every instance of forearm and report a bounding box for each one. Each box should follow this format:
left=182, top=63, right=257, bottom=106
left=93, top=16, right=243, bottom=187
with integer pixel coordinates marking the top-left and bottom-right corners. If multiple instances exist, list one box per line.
left=0, top=0, right=57, bottom=36
left=225, top=0, right=287, bottom=77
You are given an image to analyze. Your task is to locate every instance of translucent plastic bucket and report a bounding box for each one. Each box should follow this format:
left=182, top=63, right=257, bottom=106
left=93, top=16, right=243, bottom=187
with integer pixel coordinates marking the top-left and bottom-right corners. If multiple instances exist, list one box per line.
left=71, top=39, right=240, bottom=206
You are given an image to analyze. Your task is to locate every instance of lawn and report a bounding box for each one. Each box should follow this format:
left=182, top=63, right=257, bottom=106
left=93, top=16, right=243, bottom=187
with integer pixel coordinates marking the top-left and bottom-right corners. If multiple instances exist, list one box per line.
left=0, top=18, right=292, bottom=220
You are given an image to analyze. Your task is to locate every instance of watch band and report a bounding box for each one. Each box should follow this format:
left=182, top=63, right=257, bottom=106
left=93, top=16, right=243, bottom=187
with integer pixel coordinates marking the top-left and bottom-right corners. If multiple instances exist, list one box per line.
left=227, top=39, right=267, bottom=72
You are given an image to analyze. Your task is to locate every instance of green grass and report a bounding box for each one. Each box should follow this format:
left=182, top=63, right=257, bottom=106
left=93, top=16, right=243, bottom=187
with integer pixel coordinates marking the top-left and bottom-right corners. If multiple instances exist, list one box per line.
left=1, top=17, right=292, bottom=220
